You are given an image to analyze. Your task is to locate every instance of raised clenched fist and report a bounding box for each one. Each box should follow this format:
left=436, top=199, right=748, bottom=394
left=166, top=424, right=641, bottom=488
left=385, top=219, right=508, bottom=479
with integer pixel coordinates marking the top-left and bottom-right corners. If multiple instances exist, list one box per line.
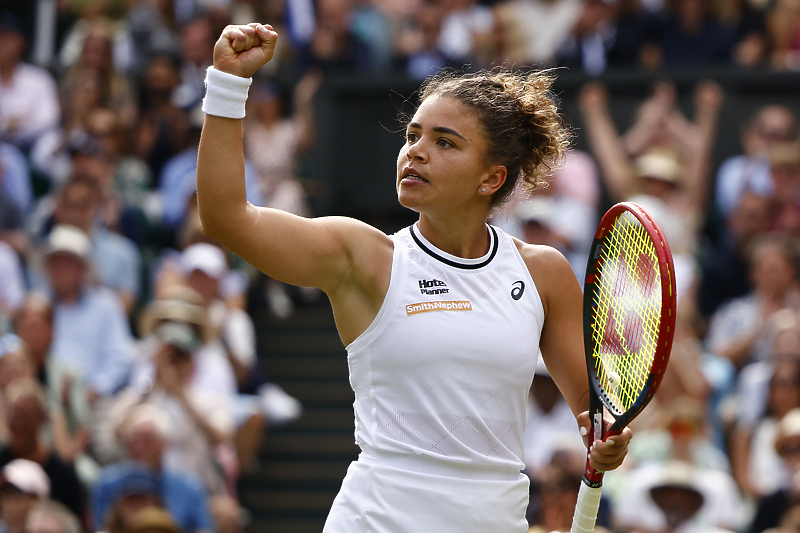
left=213, top=23, right=279, bottom=79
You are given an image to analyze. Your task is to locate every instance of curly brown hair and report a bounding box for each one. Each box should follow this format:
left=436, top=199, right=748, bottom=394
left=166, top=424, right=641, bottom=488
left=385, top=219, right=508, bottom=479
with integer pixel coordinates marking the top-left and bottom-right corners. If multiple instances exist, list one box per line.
left=417, top=68, right=572, bottom=206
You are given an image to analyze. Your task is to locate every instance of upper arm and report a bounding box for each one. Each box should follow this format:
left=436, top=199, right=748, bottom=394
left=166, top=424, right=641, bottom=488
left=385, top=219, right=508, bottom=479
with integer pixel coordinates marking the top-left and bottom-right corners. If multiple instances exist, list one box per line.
left=520, top=243, right=589, bottom=417
left=205, top=204, right=392, bottom=294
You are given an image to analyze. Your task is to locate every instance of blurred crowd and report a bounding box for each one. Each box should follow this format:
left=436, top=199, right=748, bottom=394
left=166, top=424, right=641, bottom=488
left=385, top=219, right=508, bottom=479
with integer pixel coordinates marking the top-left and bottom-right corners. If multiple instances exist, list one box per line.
left=2, top=0, right=800, bottom=533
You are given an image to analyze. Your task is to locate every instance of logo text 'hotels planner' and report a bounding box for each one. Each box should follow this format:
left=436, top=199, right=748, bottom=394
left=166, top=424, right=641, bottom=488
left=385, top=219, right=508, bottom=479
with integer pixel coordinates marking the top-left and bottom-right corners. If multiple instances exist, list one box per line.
left=418, top=279, right=449, bottom=295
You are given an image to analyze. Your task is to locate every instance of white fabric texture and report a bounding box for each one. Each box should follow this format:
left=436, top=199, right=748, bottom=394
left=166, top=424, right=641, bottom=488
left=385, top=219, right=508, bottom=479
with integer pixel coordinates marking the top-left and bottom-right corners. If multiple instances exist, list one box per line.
left=202, top=67, right=252, bottom=119
left=327, top=224, right=544, bottom=532
left=324, top=460, right=530, bottom=533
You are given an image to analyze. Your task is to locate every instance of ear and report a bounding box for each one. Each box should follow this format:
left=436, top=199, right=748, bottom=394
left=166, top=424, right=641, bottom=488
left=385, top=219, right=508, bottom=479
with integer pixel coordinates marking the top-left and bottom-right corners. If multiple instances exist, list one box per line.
left=480, top=165, right=507, bottom=196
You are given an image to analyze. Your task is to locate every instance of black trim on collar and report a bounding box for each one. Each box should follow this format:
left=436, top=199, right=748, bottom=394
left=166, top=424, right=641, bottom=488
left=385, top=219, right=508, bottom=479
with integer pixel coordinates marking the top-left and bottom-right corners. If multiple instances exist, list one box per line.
left=409, top=225, right=499, bottom=270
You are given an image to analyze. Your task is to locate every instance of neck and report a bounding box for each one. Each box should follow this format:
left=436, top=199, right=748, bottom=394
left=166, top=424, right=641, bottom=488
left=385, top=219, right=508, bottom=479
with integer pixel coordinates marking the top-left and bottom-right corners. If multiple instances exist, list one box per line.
left=0, top=63, right=17, bottom=84
left=416, top=214, right=492, bottom=259
left=56, top=289, right=81, bottom=305
left=10, top=437, right=44, bottom=461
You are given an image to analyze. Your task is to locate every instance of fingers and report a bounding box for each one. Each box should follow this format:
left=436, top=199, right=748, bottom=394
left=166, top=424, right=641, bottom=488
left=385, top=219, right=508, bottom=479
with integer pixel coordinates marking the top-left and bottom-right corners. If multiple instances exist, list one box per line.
left=589, top=427, right=632, bottom=472
left=224, top=24, right=260, bottom=52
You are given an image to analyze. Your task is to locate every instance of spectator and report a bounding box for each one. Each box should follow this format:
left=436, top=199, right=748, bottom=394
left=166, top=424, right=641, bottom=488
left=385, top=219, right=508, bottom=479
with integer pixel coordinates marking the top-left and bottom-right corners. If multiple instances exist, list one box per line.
left=624, top=395, right=730, bottom=472
left=767, top=142, right=800, bottom=236
left=705, top=234, right=800, bottom=370
left=0, top=335, right=36, bottom=444
left=556, top=0, right=621, bottom=75
left=24, top=500, right=81, bottom=533
left=732, top=310, right=800, bottom=450
left=40, top=224, right=135, bottom=400
left=0, top=142, right=33, bottom=220
left=84, top=107, right=154, bottom=237
left=393, top=0, right=451, bottom=80
left=135, top=54, right=189, bottom=182
left=59, top=20, right=137, bottom=127
left=158, top=108, right=263, bottom=243
left=613, top=460, right=745, bottom=532
left=521, top=359, right=585, bottom=481
left=731, top=357, right=800, bottom=499
left=766, top=0, right=800, bottom=70
left=0, top=12, right=61, bottom=150
left=11, top=294, right=95, bottom=483
left=713, top=105, right=797, bottom=219
left=655, top=0, right=737, bottom=66
left=436, top=0, right=494, bottom=65
left=92, top=404, right=214, bottom=533
left=578, top=79, right=724, bottom=299
left=41, top=174, right=143, bottom=315
left=748, top=408, right=800, bottom=532
left=494, top=149, right=599, bottom=279
left=122, top=505, right=184, bottom=533
left=0, top=459, right=50, bottom=533
left=243, top=72, right=320, bottom=219
left=207, top=494, right=245, bottom=533
left=96, top=469, right=170, bottom=533
left=0, top=379, right=84, bottom=518
left=301, top=0, right=374, bottom=73
left=0, top=242, right=24, bottom=318
left=527, top=456, right=586, bottom=532
left=490, top=0, right=584, bottom=67
left=105, top=310, right=235, bottom=494
left=699, top=192, right=771, bottom=320
left=173, top=18, right=215, bottom=111
left=0, top=143, right=32, bottom=261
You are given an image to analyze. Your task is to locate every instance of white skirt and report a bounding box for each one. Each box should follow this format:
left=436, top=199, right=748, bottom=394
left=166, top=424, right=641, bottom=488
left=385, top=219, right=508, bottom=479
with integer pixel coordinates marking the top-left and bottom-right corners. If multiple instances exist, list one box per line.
left=322, top=457, right=530, bottom=533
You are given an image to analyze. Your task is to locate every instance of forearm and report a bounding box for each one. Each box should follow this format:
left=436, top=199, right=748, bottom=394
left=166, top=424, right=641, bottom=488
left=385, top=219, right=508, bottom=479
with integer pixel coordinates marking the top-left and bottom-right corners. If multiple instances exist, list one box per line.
left=197, top=115, right=251, bottom=241
left=178, top=392, right=232, bottom=445
left=581, top=106, right=636, bottom=202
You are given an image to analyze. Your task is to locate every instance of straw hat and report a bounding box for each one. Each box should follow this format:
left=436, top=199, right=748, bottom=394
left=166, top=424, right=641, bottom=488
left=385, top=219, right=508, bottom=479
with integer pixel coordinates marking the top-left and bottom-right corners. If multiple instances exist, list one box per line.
left=138, top=286, right=213, bottom=345
left=634, top=149, right=682, bottom=184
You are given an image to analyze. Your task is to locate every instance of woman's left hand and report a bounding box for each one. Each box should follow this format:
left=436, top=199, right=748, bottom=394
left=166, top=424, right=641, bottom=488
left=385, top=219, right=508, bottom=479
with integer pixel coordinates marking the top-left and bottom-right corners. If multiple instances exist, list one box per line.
left=576, top=411, right=633, bottom=472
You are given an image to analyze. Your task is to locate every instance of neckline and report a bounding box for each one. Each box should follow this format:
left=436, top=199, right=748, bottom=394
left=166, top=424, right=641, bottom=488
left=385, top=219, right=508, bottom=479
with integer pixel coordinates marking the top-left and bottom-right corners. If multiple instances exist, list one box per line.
left=409, top=223, right=499, bottom=270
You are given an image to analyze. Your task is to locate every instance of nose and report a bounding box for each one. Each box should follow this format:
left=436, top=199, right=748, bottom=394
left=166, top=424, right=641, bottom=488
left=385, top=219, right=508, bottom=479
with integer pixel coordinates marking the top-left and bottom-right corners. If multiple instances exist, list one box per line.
left=406, top=139, right=427, bottom=162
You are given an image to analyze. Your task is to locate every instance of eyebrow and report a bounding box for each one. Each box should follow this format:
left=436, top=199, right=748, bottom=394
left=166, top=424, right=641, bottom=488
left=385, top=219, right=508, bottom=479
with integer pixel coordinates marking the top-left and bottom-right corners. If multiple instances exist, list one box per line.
left=408, top=122, right=466, bottom=141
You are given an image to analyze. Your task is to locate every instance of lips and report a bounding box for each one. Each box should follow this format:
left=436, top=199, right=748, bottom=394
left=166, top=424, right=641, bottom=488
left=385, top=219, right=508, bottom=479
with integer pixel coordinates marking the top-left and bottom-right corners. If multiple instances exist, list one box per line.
left=401, top=167, right=427, bottom=182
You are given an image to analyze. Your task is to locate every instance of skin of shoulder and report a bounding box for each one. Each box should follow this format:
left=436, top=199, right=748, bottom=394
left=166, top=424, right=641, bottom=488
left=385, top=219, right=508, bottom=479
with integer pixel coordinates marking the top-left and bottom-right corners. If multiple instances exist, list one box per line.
left=315, top=215, right=394, bottom=346
left=512, top=238, right=590, bottom=417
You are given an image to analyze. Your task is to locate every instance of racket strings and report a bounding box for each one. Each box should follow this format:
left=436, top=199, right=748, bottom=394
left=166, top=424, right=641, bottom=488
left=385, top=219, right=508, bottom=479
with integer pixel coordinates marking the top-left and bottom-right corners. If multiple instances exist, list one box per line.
left=590, top=212, right=662, bottom=413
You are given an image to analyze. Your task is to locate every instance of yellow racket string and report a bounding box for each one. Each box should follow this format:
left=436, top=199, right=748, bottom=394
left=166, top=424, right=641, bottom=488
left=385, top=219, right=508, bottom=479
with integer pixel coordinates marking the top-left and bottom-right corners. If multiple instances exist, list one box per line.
left=591, top=212, right=662, bottom=414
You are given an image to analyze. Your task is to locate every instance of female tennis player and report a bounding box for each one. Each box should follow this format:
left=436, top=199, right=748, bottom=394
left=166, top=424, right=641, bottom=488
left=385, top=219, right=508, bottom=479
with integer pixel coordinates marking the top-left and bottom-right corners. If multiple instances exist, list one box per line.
left=197, top=23, right=632, bottom=533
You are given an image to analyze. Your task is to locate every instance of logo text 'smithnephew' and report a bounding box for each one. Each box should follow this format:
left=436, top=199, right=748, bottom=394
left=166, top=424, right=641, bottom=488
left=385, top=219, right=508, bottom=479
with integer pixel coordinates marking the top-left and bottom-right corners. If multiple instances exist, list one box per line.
left=406, top=300, right=473, bottom=316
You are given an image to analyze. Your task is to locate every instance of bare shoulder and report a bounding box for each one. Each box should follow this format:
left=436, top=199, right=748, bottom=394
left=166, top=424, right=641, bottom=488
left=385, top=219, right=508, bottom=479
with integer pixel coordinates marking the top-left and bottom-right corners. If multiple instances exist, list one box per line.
left=512, top=238, right=581, bottom=315
left=326, top=216, right=394, bottom=272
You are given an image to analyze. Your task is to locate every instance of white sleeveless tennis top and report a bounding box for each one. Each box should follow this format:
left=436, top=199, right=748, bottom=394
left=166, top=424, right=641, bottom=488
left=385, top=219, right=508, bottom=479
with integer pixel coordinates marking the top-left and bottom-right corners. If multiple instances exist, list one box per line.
left=346, top=223, right=545, bottom=475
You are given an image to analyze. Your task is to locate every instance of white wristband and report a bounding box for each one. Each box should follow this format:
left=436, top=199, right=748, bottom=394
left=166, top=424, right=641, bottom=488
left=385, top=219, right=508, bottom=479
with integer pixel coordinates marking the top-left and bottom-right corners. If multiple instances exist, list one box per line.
left=202, top=66, right=253, bottom=119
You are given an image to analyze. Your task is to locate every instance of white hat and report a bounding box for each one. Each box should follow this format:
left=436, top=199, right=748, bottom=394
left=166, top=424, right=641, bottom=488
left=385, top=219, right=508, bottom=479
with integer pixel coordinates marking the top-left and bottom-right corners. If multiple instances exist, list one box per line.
left=45, top=225, right=91, bottom=260
left=634, top=149, right=682, bottom=184
left=180, top=243, right=228, bottom=280
left=775, top=408, right=800, bottom=454
left=153, top=321, right=201, bottom=354
left=515, top=197, right=555, bottom=226
left=2, top=459, right=50, bottom=498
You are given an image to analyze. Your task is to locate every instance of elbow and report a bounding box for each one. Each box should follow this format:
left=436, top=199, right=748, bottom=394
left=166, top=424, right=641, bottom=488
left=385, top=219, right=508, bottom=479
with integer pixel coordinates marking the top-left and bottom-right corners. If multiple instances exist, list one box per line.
left=197, top=202, right=241, bottom=245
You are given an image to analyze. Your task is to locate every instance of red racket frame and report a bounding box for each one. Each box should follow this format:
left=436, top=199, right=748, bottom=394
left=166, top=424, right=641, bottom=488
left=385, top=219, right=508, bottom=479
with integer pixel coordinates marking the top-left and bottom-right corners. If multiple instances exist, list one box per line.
left=581, top=201, right=677, bottom=485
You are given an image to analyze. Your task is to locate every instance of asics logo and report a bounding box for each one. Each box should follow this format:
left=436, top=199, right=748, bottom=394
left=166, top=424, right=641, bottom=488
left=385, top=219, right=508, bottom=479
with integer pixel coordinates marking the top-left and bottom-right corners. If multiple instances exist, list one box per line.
left=511, top=281, right=525, bottom=300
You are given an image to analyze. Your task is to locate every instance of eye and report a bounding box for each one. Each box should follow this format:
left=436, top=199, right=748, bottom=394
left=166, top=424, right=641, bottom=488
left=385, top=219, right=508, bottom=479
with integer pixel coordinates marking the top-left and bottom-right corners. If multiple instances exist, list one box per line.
left=406, top=132, right=419, bottom=144
left=437, top=138, right=454, bottom=148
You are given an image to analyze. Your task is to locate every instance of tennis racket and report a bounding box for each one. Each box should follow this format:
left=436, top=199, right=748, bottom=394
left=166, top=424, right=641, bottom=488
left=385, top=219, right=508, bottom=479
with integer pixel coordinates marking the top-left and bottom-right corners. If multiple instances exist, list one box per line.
left=569, top=201, right=677, bottom=533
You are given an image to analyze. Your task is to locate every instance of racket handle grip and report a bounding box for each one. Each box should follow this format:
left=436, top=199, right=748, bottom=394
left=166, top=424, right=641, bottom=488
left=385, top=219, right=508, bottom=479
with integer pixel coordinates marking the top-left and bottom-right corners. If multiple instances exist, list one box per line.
left=570, top=480, right=603, bottom=533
